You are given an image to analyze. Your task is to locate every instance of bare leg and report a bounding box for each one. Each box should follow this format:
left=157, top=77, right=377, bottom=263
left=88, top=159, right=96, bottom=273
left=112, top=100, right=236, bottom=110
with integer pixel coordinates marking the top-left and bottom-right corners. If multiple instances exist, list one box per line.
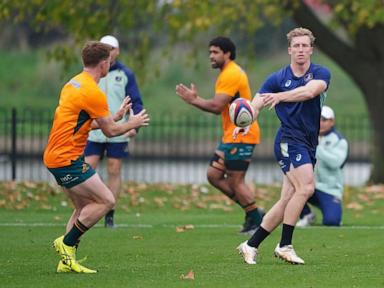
left=67, top=173, right=115, bottom=228
left=226, top=170, right=254, bottom=206
left=106, top=158, right=122, bottom=204
left=207, top=151, right=236, bottom=200
left=260, top=175, right=295, bottom=232
left=283, top=164, right=315, bottom=225
left=64, top=188, right=85, bottom=233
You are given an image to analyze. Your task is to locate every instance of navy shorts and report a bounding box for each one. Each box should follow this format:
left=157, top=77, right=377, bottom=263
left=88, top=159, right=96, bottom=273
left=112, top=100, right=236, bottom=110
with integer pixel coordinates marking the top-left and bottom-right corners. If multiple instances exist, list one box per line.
left=84, top=141, right=129, bottom=159
left=274, top=140, right=316, bottom=174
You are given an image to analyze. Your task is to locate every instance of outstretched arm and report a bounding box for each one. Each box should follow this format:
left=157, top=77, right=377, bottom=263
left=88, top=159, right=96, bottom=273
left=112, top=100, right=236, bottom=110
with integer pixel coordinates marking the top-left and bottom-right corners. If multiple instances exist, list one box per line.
left=262, top=79, right=328, bottom=109
left=176, top=83, right=231, bottom=114
left=95, top=109, right=150, bottom=137
left=91, top=97, right=131, bottom=129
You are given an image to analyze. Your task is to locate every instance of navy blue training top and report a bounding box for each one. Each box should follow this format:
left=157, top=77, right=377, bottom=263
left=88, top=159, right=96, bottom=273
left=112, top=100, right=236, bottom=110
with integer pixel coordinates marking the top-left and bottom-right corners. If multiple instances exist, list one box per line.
left=259, top=63, right=331, bottom=149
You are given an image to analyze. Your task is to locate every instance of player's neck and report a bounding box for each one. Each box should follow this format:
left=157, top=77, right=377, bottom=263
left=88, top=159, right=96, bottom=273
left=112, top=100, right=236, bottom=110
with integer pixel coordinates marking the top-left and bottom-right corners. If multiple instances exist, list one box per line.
left=83, top=68, right=102, bottom=83
left=220, top=59, right=232, bottom=71
left=290, top=61, right=310, bottom=77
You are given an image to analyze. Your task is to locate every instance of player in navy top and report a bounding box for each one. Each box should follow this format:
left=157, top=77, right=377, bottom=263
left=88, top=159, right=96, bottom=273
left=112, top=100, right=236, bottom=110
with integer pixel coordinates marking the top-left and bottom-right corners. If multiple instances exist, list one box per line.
left=237, top=27, right=331, bottom=265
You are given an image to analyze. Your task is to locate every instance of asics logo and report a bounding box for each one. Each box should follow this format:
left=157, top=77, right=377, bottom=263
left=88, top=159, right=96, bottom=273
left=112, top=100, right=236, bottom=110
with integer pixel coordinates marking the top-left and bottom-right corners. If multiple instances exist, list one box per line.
left=284, top=80, right=291, bottom=87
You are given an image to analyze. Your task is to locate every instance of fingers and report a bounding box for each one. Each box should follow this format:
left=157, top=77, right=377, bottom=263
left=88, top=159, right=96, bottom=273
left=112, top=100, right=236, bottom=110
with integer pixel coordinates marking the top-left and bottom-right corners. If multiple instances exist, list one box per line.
left=124, top=96, right=131, bottom=104
left=232, top=127, right=243, bottom=139
left=137, top=109, right=150, bottom=126
left=175, top=83, right=189, bottom=96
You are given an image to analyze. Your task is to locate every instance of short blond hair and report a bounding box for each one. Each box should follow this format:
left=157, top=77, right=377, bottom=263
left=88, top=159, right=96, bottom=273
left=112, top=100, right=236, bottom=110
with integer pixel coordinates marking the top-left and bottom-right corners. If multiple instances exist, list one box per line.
left=287, top=27, right=315, bottom=47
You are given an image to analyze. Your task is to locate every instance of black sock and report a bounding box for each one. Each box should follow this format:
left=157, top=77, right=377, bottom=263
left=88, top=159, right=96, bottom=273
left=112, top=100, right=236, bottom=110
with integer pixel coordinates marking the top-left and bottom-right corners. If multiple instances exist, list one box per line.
left=105, top=209, right=115, bottom=219
left=63, top=219, right=89, bottom=247
left=247, top=226, right=270, bottom=248
left=280, top=223, right=295, bottom=247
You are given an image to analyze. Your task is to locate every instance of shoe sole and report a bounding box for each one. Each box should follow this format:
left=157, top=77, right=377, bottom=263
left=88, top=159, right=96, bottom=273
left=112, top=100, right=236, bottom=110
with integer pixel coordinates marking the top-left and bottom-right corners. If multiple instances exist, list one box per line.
left=274, top=252, right=304, bottom=265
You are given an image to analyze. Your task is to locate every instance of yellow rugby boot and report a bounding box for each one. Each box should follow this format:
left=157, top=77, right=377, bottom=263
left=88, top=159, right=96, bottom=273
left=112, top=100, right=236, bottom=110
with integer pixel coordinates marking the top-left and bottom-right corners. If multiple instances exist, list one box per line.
left=56, top=260, right=97, bottom=273
left=53, top=236, right=97, bottom=273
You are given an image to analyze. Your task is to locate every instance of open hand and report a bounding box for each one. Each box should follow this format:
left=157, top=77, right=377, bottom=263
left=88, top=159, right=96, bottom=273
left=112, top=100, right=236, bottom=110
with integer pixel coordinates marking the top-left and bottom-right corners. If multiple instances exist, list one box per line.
left=128, top=108, right=150, bottom=129
left=175, top=83, right=198, bottom=104
left=260, top=93, right=280, bottom=110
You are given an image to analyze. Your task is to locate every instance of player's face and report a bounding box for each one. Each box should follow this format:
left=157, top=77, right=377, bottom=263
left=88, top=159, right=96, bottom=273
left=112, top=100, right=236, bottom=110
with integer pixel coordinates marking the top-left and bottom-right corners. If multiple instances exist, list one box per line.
left=288, top=36, right=313, bottom=65
left=209, top=46, right=229, bottom=69
left=110, top=47, right=120, bottom=64
left=319, top=117, right=334, bottom=135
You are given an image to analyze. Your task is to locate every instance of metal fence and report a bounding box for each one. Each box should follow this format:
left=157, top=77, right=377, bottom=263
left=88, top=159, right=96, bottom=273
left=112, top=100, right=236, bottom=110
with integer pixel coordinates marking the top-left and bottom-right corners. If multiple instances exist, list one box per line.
left=0, top=107, right=373, bottom=185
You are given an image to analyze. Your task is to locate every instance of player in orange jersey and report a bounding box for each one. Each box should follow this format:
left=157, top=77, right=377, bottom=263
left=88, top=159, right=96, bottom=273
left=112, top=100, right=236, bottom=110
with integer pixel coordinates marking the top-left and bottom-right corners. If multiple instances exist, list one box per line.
left=176, top=37, right=264, bottom=234
left=44, top=41, right=149, bottom=273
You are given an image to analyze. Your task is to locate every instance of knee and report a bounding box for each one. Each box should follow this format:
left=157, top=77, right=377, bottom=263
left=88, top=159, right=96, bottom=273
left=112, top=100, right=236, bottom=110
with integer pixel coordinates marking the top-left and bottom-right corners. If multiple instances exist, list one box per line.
left=207, top=169, right=220, bottom=186
left=108, top=165, right=121, bottom=178
left=226, top=176, right=242, bottom=191
left=103, top=193, right=116, bottom=210
left=279, top=186, right=295, bottom=204
left=298, top=182, right=315, bottom=199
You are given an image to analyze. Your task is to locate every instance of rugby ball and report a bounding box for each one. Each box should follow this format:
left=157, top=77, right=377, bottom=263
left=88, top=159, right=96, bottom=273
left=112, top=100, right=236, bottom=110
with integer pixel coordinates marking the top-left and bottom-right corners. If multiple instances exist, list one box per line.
left=229, top=98, right=254, bottom=127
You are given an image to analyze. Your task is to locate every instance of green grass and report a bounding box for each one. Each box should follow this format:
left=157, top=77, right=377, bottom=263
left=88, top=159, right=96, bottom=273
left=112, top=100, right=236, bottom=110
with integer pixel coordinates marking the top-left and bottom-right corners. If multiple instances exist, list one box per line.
left=0, top=182, right=383, bottom=287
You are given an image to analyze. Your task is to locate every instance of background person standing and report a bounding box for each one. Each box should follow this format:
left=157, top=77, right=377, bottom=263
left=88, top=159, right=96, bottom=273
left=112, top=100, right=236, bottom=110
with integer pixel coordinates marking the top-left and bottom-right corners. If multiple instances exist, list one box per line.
left=85, top=35, right=144, bottom=228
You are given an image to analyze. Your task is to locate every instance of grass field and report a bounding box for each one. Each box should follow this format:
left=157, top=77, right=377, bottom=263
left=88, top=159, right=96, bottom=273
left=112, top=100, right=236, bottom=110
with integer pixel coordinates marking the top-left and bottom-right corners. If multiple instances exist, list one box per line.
left=1, top=182, right=383, bottom=287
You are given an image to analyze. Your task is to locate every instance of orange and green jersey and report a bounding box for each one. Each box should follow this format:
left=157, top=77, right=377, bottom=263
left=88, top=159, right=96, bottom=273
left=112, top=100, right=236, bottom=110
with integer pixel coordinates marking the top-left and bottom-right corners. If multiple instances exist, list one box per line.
left=44, top=71, right=110, bottom=168
left=215, top=61, right=260, bottom=144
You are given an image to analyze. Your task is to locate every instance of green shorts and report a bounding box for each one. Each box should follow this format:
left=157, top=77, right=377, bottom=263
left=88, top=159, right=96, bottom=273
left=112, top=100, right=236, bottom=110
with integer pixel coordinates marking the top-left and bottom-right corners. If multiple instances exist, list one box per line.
left=217, top=142, right=255, bottom=161
left=47, top=156, right=96, bottom=188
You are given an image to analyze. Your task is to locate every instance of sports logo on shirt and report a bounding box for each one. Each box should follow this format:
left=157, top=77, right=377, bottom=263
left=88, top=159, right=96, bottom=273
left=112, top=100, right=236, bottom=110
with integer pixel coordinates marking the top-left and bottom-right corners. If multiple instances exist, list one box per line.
left=304, top=73, right=313, bottom=82
left=296, top=154, right=302, bottom=162
left=115, top=76, right=122, bottom=82
left=284, top=80, right=291, bottom=87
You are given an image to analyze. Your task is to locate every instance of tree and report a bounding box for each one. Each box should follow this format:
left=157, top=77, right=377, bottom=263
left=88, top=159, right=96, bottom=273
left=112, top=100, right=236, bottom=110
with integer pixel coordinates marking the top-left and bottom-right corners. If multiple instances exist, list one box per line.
left=1, top=0, right=383, bottom=182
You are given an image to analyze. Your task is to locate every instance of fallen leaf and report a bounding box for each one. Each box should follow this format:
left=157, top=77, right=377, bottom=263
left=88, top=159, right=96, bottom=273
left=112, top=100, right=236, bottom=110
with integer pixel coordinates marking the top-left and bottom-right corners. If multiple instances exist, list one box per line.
left=154, top=197, right=166, bottom=207
left=180, top=270, right=194, bottom=280
left=176, top=224, right=194, bottom=232
left=23, top=181, right=37, bottom=189
left=346, top=202, right=363, bottom=210
left=365, top=185, right=384, bottom=194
